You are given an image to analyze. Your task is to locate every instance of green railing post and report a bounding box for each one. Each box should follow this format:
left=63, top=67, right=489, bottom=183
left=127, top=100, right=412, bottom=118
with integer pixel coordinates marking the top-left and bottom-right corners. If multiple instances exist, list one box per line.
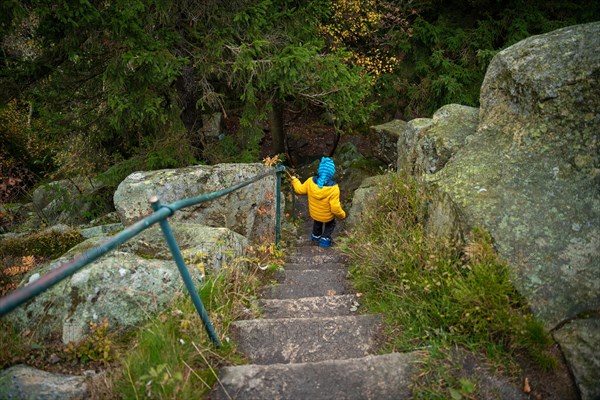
left=275, top=168, right=282, bottom=247
left=150, top=196, right=222, bottom=347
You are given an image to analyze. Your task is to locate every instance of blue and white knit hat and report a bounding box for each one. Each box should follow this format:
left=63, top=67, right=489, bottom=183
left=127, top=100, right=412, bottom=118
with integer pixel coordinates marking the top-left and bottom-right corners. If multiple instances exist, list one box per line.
left=317, top=157, right=336, bottom=188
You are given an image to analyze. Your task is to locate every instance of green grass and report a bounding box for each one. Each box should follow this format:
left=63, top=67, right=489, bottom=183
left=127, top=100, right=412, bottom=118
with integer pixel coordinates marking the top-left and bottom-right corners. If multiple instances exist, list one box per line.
left=114, top=303, right=237, bottom=399
left=342, top=172, right=557, bottom=398
left=112, top=253, right=277, bottom=399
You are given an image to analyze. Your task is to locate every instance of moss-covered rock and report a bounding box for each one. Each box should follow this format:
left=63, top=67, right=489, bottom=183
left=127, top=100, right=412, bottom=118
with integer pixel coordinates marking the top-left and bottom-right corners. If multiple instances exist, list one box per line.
left=369, top=119, right=407, bottom=167
left=397, top=104, right=479, bottom=175
left=114, top=163, right=280, bottom=243
left=32, top=178, right=113, bottom=226
left=5, top=223, right=248, bottom=343
left=412, top=23, right=600, bottom=399
left=0, top=225, right=84, bottom=259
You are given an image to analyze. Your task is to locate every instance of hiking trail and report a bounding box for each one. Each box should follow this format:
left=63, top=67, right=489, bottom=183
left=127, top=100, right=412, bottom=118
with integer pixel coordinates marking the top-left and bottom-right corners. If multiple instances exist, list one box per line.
left=210, top=196, right=418, bottom=399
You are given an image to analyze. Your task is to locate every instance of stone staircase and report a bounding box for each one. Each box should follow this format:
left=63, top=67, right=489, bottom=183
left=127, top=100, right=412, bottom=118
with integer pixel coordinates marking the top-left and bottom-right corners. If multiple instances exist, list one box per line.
left=210, top=220, right=419, bottom=399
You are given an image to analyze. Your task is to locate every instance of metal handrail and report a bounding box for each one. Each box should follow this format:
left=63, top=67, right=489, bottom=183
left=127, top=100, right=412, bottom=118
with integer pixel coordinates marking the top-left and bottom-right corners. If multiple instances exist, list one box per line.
left=0, top=164, right=286, bottom=347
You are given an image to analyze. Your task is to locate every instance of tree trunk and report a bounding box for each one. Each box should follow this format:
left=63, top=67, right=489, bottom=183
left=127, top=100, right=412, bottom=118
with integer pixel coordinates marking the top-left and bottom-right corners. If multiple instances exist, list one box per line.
left=269, top=98, right=285, bottom=155
left=328, top=121, right=342, bottom=157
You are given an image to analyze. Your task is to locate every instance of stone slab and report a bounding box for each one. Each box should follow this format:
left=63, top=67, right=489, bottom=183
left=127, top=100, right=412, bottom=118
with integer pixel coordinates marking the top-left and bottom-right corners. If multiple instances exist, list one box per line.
left=0, top=364, right=89, bottom=400
left=282, top=262, right=347, bottom=271
left=261, top=278, right=350, bottom=299
left=211, top=352, right=419, bottom=400
left=283, top=269, right=348, bottom=287
left=230, top=314, right=382, bottom=364
left=259, top=295, right=360, bottom=319
left=285, top=253, right=345, bottom=265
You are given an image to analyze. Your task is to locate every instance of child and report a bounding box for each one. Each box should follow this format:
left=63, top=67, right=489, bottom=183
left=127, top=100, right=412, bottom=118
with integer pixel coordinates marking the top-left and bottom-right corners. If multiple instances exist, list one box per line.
left=290, top=157, right=346, bottom=247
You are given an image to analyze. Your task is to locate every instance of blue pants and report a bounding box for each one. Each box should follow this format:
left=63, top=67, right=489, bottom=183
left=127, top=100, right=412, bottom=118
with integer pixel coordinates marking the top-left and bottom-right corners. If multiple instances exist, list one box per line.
left=312, top=219, right=336, bottom=239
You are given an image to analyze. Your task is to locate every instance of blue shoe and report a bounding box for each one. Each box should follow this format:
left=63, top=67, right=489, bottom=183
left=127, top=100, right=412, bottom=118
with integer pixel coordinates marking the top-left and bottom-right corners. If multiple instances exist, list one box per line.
left=319, top=237, right=332, bottom=247
left=311, top=234, right=321, bottom=242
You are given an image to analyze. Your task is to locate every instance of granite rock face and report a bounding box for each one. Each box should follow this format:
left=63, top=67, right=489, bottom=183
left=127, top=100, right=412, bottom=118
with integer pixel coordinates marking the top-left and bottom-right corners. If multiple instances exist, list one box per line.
left=369, top=119, right=407, bottom=167
left=392, top=23, right=599, bottom=399
left=397, top=104, right=479, bottom=175
left=114, top=163, right=281, bottom=243
left=427, top=23, right=600, bottom=329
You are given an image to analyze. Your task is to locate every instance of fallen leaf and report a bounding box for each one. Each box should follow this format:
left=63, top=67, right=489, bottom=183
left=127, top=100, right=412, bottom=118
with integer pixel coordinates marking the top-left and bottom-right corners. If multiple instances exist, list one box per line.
left=262, top=155, right=283, bottom=167
left=523, top=377, right=531, bottom=393
left=326, top=289, right=336, bottom=296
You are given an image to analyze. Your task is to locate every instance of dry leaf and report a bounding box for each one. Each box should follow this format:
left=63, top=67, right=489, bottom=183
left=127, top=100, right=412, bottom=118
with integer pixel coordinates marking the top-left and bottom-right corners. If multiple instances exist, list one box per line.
left=22, top=255, right=36, bottom=269
left=326, top=289, right=336, bottom=296
left=262, top=155, right=283, bottom=167
left=523, top=377, right=531, bottom=393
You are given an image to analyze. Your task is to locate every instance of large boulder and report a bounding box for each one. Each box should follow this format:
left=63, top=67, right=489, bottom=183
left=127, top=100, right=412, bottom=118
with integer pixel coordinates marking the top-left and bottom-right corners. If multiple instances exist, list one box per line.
left=369, top=119, right=407, bottom=167
left=6, top=223, right=247, bottom=343
left=553, top=318, right=600, bottom=400
left=32, top=178, right=113, bottom=226
left=398, top=23, right=599, bottom=399
left=114, top=164, right=281, bottom=243
left=397, top=104, right=479, bottom=175
left=345, top=176, right=383, bottom=229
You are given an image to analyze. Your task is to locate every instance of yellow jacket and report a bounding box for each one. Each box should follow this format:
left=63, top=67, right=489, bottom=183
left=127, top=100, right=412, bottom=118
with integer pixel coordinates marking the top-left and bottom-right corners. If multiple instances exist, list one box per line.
left=291, top=176, right=346, bottom=222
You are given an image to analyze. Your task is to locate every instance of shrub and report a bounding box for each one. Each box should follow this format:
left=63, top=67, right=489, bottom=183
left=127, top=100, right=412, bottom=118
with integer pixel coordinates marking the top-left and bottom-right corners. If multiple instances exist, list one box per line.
left=64, top=319, right=114, bottom=365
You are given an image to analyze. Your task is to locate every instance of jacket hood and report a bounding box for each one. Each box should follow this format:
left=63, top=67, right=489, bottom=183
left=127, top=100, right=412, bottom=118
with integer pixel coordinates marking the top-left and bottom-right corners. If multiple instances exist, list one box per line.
left=317, top=157, right=335, bottom=188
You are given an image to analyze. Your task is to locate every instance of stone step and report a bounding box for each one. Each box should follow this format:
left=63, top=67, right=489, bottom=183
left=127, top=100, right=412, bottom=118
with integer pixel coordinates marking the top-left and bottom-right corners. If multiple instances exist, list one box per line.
left=292, top=244, right=323, bottom=253
left=210, top=352, right=419, bottom=400
left=261, top=283, right=349, bottom=300
left=261, top=269, right=351, bottom=299
left=286, top=252, right=345, bottom=265
left=292, top=245, right=345, bottom=256
left=259, top=295, right=360, bottom=319
left=283, top=268, right=348, bottom=286
left=282, top=262, right=347, bottom=271
left=230, top=314, right=382, bottom=364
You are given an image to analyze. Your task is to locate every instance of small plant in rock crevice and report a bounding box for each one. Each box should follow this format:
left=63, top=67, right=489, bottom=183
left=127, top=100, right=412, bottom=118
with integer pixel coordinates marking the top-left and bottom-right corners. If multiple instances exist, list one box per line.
left=64, top=318, right=114, bottom=365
